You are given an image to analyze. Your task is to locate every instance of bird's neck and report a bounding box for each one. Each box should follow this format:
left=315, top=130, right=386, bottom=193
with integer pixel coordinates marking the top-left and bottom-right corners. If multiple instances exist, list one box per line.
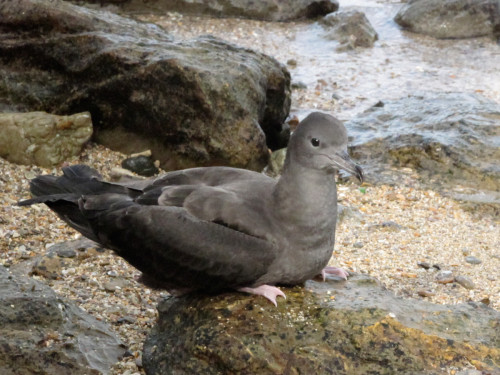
left=272, top=160, right=338, bottom=227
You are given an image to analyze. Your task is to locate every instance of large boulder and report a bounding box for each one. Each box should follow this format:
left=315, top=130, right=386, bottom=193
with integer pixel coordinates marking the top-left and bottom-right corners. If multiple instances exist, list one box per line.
left=143, top=275, right=500, bottom=374
left=0, top=0, right=291, bottom=171
left=0, top=265, right=125, bottom=375
left=346, top=92, right=500, bottom=203
left=394, top=0, right=500, bottom=39
left=0, top=111, right=92, bottom=167
left=75, top=0, right=339, bottom=21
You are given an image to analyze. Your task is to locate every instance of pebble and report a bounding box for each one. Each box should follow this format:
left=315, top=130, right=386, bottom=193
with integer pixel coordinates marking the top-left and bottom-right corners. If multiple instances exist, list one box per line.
left=464, top=256, right=482, bottom=265
left=121, top=155, right=158, bottom=177
left=417, top=290, right=435, bottom=297
left=435, top=271, right=454, bottom=284
left=455, top=275, right=475, bottom=290
left=417, top=261, right=431, bottom=270
left=352, top=242, right=364, bottom=249
left=56, top=248, right=77, bottom=258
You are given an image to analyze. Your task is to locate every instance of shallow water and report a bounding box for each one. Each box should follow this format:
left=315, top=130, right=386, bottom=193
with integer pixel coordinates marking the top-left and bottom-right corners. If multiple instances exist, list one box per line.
left=139, top=0, right=500, bottom=122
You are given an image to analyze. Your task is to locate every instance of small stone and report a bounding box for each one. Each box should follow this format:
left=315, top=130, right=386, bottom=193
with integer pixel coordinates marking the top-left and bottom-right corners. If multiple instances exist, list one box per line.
left=417, top=261, right=431, bottom=270
left=432, top=264, right=441, bottom=270
left=435, top=270, right=454, bottom=284
left=461, top=248, right=471, bottom=256
left=417, top=290, right=435, bottom=297
left=56, top=248, right=77, bottom=258
left=116, top=316, right=136, bottom=325
left=464, top=256, right=482, bottom=265
left=480, top=297, right=491, bottom=305
left=455, top=275, right=475, bottom=290
left=103, top=282, right=117, bottom=292
left=121, top=155, right=159, bottom=177
left=286, top=59, right=297, bottom=66
left=291, top=81, right=307, bottom=90
left=353, top=242, right=364, bottom=249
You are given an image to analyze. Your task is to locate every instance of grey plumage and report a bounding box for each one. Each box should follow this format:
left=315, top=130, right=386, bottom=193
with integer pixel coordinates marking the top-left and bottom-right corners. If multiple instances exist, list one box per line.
left=19, top=112, right=363, bottom=304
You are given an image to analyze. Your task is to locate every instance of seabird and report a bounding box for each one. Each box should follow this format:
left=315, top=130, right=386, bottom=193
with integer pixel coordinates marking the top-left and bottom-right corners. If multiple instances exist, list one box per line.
left=19, top=112, right=363, bottom=305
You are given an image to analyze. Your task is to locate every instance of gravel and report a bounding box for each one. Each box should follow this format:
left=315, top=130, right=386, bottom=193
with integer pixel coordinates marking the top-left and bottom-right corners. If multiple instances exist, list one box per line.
left=1, top=10, right=499, bottom=375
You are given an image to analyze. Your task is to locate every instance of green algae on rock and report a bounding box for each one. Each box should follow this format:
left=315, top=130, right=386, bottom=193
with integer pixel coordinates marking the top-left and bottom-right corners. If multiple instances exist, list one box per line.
left=143, top=275, right=500, bottom=374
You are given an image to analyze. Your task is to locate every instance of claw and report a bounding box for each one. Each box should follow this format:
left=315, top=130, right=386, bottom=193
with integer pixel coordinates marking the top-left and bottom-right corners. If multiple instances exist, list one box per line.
left=321, top=266, right=349, bottom=281
left=238, top=284, right=286, bottom=306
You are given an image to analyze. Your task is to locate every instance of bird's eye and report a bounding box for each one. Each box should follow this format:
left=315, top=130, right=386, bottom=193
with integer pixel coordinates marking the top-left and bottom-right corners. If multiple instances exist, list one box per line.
left=311, top=138, right=320, bottom=147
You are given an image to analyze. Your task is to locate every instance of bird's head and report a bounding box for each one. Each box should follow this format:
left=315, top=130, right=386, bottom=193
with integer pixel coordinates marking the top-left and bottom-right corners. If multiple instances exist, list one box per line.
left=287, top=112, right=363, bottom=182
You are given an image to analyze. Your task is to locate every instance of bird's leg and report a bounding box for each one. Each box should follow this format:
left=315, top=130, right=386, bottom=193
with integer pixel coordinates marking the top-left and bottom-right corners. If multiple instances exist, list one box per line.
left=320, top=266, right=349, bottom=281
left=238, top=285, right=286, bottom=306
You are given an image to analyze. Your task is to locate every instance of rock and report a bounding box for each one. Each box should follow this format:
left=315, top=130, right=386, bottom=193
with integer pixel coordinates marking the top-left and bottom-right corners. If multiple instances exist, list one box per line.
left=455, top=275, right=475, bottom=290
left=0, top=265, right=125, bottom=374
left=395, top=0, right=500, bottom=39
left=121, top=155, right=159, bottom=177
left=265, top=147, right=287, bottom=177
left=347, top=92, right=500, bottom=201
left=465, top=256, right=482, bottom=265
left=320, top=10, right=378, bottom=50
left=417, top=261, right=431, bottom=270
left=0, top=111, right=92, bottom=167
left=417, top=290, right=436, bottom=297
left=143, top=274, right=500, bottom=374
left=436, top=270, right=455, bottom=284
left=352, top=241, right=364, bottom=249
left=110, top=0, right=339, bottom=21
left=0, top=0, right=291, bottom=171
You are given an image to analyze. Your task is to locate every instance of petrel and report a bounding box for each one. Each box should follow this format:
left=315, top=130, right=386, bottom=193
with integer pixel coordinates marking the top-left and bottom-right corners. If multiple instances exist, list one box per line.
left=19, top=112, right=363, bottom=305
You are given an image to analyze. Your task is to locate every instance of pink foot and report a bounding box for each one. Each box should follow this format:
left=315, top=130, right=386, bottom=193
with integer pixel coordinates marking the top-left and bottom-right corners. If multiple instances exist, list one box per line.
left=238, top=285, right=286, bottom=306
left=321, top=266, right=350, bottom=281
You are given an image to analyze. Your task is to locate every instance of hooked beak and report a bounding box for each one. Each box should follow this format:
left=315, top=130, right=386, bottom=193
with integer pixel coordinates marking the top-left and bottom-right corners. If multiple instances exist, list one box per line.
left=330, top=151, right=364, bottom=183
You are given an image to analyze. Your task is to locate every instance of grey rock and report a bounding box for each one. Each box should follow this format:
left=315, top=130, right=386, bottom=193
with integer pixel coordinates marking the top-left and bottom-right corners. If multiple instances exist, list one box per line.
left=395, top=0, right=500, bottom=39
left=320, top=10, right=378, bottom=50
left=0, top=111, right=92, bottom=167
left=455, top=275, right=475, bottom=290
left=143, top=274, right=500, bottom=374
left=352, top=241, right=364, bottom=249
left=0, top=0, right=291, bottom=171
left=55, top=248, right=78, bottom=258
left=111, top=0, right=339, bottom=21
left=121, top=155, right=159, bottom=177
left=0, top=265, right=125, bottom=374
left=465, top=256, right=482, bottom=265
left=347, top=92, right=500, bottom=202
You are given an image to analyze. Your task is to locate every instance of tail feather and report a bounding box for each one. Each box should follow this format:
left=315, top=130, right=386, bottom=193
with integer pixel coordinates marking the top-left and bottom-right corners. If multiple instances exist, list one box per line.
left=18, top=165, right=132, bottom=243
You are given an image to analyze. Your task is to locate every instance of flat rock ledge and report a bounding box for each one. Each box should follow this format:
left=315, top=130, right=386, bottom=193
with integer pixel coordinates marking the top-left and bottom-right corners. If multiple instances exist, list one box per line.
left=144, top=275, right=499, bottom=374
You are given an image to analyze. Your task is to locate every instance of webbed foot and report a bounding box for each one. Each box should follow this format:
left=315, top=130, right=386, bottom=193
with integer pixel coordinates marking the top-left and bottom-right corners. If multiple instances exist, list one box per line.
left=320, top=266, right=350, bottom=281
left=238, top=284, right=286, bottom=306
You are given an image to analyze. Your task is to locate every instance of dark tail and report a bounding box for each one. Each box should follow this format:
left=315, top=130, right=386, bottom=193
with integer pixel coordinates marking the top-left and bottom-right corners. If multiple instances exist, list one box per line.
left=18, top=165, right=132, bottom=242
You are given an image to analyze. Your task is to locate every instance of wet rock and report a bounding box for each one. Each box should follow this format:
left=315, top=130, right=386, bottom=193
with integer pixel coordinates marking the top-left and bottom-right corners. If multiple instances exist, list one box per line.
left=347, top=92, right=500, bottom=202
left=143, top=274, right=500, bottom=374
left=0, top=111, right=92, bottom=167
left=0, top=0, right=291, bottom=171
left=0, top=265, right=125, bottom=374
left=465, top=256, right=482, bottom=265
left=455, top=275, right=475, bottom=290
left=121, top=155, right=159, bottom=177
left=436, top=270, right=454, bottom=284
left=320, top=10, right=378, bottom=50
left=395, top=0, right=500, bottom=39
left=113, top=0, right=339, bottom=21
